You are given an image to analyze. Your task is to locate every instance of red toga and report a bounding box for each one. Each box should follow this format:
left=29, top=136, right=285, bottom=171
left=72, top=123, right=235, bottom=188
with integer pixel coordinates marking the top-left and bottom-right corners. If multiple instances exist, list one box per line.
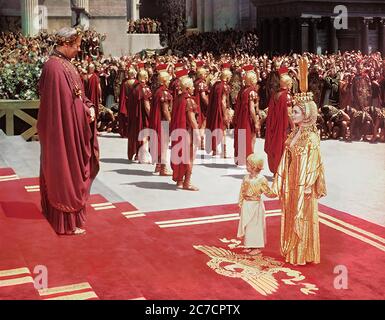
left=37, top=54, right=99, bottom=235
left=194, top=78, right=209, bottom=127
left=206, top=81, right=227, bottom=152
left=170, top=92, right=189, bottom=182
left=85, top=73, right=100, bottom=115
left=169, top=78, right=181, bottom=101
left=127, top=82, right=152, bottom=160
left=149, top=85, right=172, bottom=163
left=234, top=86, right=255, bottom=165
left=264, top=89, right=289, bottom=174
left=118, top=78, right=129, bottom=137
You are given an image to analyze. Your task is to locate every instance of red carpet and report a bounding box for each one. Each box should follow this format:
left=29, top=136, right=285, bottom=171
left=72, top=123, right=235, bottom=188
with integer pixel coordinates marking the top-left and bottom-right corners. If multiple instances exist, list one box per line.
left=1, top=167, right=385, bottom=300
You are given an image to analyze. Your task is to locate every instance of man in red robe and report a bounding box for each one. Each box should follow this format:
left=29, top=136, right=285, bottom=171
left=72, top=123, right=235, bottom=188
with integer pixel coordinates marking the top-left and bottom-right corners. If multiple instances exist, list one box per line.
left=37, top=27, right=99, bottom=235
left=118, top=64, right=137, bottom=138
left=170, top=70, right=201, bottom=190
left=85, top=63, right=101, bottom=120
left=117, top=64, right=129, bottom=137
left=264, top=66, right=292, bottom=174
left=125, top=67, right=139, bottom=139
left=206, top=63, right=232, bottom=157
left=127, top=63, right=152, bottom=162
left=193, top=60, right=210, bottom=149
left=234, top=65, right=260, bottom=166
left=169, top=62, right=184, bottom=100
left=149, top=64, right=173, bottom=175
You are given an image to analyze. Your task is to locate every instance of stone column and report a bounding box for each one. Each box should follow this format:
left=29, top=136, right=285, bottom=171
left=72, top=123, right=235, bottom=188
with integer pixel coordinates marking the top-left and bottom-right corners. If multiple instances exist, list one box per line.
left=73, top=0, right=89, bottom=29
left=72, top=0, right=90, bottom=30
left=278, top=18, right=286, bottom=54
left=186, top=0, right=193, bottom=27
left=196, top=0, right=204, bottom=32
left=379, top=18, right=385, bottom=56
left=284, top=18, right=291, bottom=54
left=260, top=18, right=266, bottom=54
left=76, top=0, right=89, bottom=11
left=127, top=0, right=139, bottom=20
left=300, top=18, right=310, bottom=53
left=268, top=19, right=275, bottom=55
left=288, top=18, right=297, bottom=53
left=361, top=18, right=369, bottom=55
left=249, top=0, right=257, bottom=30
left=21, top=0, right=39, bottom=37
left=203, top=0, right=213, bottom=32
left=309, top=18, right=318, bottom=53
left=329, top=16, right=338, bottom=53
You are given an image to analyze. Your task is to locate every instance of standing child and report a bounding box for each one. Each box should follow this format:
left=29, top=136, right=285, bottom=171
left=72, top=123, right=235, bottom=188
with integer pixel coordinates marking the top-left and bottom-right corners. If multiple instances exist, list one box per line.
left=237, top=154, right=276, bottom=254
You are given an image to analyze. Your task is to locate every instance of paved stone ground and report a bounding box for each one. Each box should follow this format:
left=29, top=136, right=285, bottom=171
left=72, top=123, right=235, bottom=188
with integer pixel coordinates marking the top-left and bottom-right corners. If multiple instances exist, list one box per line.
left=96, top=131, right=385, bottom=227
left=1, top=129, right=384, bottom=226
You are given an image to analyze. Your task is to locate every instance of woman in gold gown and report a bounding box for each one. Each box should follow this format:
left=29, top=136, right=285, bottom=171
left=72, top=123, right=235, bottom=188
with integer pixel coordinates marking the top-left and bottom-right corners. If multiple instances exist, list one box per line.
left=272, top=92, right=327, bottom=265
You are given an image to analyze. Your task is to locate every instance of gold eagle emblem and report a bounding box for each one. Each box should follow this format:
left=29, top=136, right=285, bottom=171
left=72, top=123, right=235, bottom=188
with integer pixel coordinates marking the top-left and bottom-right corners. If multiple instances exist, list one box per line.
left=194, top=239, right=318, bottom=296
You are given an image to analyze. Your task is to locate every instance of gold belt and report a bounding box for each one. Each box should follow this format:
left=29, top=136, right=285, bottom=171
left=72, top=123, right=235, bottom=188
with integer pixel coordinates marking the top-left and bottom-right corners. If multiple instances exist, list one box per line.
left=243, top=196, right=261, bottom=201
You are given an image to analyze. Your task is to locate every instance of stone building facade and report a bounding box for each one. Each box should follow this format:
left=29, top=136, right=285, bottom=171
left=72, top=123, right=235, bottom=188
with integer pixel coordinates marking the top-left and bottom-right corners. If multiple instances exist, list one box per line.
left=0, top=0, right=133, bottom=56
left=185, top=0, right=256, bottom=32
left=253, top=0, right=385, bottom=55
left=1, top=0, right=385, bottom=55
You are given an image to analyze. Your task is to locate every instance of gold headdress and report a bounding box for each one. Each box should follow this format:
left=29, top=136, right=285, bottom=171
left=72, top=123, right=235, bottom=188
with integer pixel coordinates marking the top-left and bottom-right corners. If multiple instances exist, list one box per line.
left=294, top=57, right=318, bottom=126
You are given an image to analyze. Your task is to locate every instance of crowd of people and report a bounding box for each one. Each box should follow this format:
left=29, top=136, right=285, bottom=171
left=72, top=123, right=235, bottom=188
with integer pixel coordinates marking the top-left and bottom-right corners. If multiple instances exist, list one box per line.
left=174, top=29, right=259, bottom=57
left=0, top=29, right=105, bottom=100
left=0, top=31, right=52, bottom=67
left=80, top=51, right=385, bottom=144
left=127, top=18, right=161, bottom=34
left=1, top=30, right=385, bottom=144
left=0, top=29, right=105, bottom=68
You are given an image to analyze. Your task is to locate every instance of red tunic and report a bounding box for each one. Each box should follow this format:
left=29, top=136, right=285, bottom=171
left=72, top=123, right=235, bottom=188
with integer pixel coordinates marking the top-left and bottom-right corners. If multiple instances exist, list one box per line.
left=85, top=73, right=100, bottom=114
left=194, top=78, right=209, bottom=126
left=126, top=79, right=139, bottom=137
left=118, top=78, right=129, bottom=138
left=169, top=78, right=181, bottom=101
left=149, top=85, right=172, bottom=163
left=170, top=93, right=198, bottom=182
left=127, top=82, right=152, bottom=160
left=206, top=80, right=229, bottom=152
left=234, top=86, right=256, bottom=165
left=37, top=54, right=99, bottom=234
left=264, top=89, right=290, bottom=174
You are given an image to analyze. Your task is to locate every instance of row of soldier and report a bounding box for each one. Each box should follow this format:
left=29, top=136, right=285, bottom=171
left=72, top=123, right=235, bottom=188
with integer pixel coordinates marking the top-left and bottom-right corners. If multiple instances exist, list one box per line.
left=82, top=57, right=385, bottom=147
left=81, top=58, right=385, bottom=191
left=104, top=61, right=296, bottom=191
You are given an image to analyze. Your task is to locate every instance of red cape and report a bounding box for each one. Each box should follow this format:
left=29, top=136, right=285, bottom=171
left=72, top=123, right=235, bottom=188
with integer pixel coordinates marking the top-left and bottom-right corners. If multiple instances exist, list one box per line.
left=37, top=56, right=99, bottom=216
left=149, top=85, right=169, bottom=162
left=234, top=86, right=255, bottom=165
left=206, top=81, right=226, bottom=152
left=127, top=82, right=151, bottom=160
left=118, top=78, right=129, bottom=137
left=170, top=92, right=189, bottom=182
left=193, top=78, right=207, bottom=126
left=169, top=78, right=180, bottom=101
left=264, top=89, right=289, bottom=174
left=85, top=73, right=100, bottom=111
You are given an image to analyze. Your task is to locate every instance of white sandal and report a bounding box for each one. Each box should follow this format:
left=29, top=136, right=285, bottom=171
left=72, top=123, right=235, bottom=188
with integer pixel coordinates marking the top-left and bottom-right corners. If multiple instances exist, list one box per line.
left=72, top=228, right=86, bottom=235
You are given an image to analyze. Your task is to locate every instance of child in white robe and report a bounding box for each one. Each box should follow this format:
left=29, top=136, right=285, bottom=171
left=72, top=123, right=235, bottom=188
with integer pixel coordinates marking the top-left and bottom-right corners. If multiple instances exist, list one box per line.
left=237, top=154, right=276, bottom=254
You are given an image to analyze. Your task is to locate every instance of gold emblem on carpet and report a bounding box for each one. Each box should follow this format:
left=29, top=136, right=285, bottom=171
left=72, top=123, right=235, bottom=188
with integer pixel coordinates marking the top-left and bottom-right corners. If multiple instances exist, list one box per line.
left=194, top=239, right=318, bottom=296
